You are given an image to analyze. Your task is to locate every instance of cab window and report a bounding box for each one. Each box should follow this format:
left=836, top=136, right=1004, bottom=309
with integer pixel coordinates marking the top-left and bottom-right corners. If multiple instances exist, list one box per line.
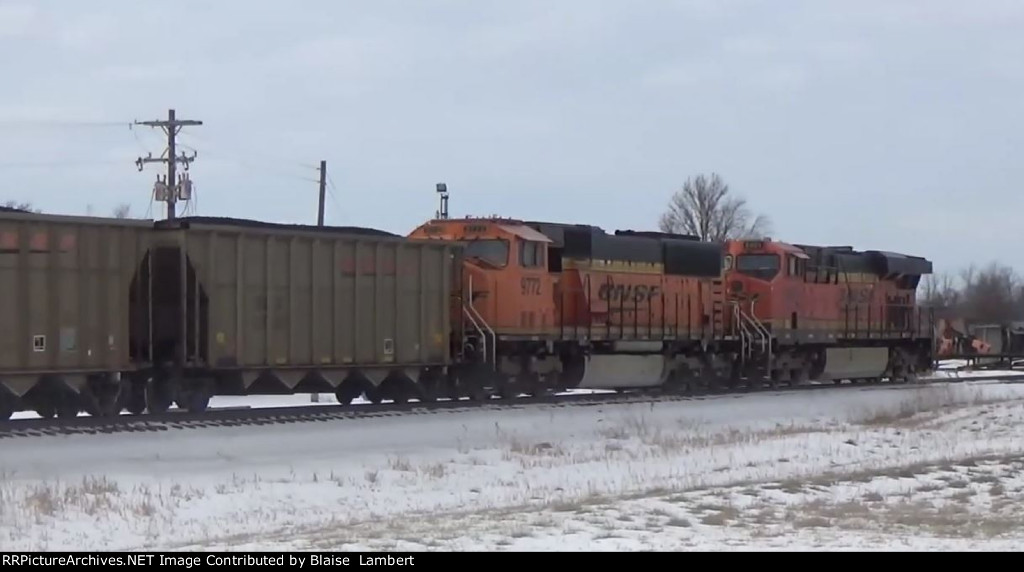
left=464, top=239, right=509, bottom=267
left=518, top=240, right=543, bottom=268
left=736, top=254, right=780, bottom=281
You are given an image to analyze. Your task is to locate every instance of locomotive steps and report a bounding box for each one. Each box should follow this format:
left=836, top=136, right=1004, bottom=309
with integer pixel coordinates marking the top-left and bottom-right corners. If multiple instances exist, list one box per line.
left=2, top=371, right=1022, bottom=440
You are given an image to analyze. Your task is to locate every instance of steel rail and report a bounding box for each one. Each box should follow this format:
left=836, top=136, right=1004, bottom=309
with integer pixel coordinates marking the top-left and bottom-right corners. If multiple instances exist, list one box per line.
left=2, top=372, right=1023, bottom=440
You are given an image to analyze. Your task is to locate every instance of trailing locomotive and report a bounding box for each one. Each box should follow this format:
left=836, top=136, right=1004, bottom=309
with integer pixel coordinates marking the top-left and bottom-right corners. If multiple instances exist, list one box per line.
left=722, top=238, right=934, bottom=389
left=0, top=205, right=936, bottom=420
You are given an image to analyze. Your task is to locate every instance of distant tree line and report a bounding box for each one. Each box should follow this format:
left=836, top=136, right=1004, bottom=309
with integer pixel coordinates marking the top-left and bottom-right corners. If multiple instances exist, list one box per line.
left=3, top=200, right=134, bottom=218
left=921, top=263, right=1024, bottom=325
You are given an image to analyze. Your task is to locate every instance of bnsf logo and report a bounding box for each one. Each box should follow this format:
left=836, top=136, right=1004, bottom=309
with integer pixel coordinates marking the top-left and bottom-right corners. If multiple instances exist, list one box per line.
left=598, top=283, right=660, bottom=303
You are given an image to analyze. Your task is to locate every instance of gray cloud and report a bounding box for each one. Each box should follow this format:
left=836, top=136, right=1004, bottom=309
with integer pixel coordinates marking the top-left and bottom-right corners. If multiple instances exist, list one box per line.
left=0, top=0, right=1021, bottom=276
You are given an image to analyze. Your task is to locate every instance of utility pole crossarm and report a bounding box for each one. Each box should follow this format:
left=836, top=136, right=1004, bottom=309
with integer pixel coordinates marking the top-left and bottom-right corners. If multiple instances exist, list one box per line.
left=132, top=108, right=202, bottom=220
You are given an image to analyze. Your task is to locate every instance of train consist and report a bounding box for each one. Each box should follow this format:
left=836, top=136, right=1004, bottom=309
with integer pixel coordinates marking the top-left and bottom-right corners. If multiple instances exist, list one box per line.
left=0, top=204, right=936, bottom=420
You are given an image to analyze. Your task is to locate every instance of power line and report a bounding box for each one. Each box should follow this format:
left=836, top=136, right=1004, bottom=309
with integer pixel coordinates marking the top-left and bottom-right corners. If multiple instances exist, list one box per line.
left=132, top=109, right=203, bottom=221
left=0, top=120, right=128, bottom=129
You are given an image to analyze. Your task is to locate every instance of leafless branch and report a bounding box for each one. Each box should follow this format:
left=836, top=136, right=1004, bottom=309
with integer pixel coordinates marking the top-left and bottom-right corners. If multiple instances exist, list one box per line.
left=658, top=173, right=771, bottom=241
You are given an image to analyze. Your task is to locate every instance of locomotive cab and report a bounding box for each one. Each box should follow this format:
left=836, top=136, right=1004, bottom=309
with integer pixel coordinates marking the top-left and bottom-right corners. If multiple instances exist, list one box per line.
left=408, top=217, right=555, bottom=338
left=725, top=239, right=810, bottom=334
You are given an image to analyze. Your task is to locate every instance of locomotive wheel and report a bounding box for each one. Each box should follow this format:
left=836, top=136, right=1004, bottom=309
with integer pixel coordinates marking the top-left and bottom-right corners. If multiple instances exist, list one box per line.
left=497, top=379, right=519, bottom=400
left=790, top=367, right=810, bottom=387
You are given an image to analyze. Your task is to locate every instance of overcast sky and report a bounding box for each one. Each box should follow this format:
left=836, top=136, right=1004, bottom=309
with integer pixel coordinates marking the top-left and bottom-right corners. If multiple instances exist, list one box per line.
left=0, top=0, right=1021, bottom=277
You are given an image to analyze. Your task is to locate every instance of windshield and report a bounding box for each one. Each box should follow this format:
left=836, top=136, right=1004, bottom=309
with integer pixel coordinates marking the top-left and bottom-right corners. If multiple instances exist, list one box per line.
left=735, top=254, right=779, bottom=281
left=463, top=239, right=508, bottom=267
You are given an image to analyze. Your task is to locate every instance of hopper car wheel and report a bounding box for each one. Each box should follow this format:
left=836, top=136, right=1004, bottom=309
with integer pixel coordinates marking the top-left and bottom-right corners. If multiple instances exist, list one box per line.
left=417, top=381, right=439, bottom=403
left=82, top=380, right=122, bottom=417
left=333, top=382, right=363, bottom=406
left=415, top=371, right=442, bottom=403
left=176, top=386, right=211, bottom=413
left=124, top=381, right=147, bottom=415
left=145, top=377, right=174, bottom=414
left=363, top=386, right=384, bottom=404
left=55, top=393, right=79, bottom=419
left=459, top=377, right=488, bottom=402
left=389, top=387, right=409, bottom=405
left=0, top=391, right=14, bottom=420
left=34, top=402, right=56, bottom=419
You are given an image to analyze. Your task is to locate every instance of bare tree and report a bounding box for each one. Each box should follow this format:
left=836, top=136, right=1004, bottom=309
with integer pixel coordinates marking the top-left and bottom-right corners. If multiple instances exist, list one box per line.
left=658, top=173, right=771, bottom=241
left=2, top=200, right=42, bottom=213
left=960, top=262, right=1022, bottom=324
left=112, top=203, right=131, bottom=219
left=921, top=272, right=962, bottom=317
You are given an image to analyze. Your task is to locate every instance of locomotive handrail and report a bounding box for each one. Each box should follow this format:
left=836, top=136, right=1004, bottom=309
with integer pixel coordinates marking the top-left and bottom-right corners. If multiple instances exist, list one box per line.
left=733, top=304, right=752, bottom=364
left=465, top=274, right=496, bottom=371
left=731, top=299, right=773, bottom=374
left=747, top=299, right=772, bottom=351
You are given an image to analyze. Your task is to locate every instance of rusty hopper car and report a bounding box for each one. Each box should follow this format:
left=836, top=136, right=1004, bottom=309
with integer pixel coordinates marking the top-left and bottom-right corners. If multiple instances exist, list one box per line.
left=0, top=208, right=152, bottom=419
left=128, top=216, right=463, bottom=414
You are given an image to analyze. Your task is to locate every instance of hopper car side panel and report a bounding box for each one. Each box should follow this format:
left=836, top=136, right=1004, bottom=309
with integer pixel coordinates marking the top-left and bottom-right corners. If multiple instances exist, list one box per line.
left=133, top=218, right=462, bottom=412
left=0, top=211, right=152, bottom=419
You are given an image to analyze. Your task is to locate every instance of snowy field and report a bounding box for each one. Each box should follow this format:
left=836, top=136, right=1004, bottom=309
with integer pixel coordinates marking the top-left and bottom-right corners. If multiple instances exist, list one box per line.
left=2, top=376, right=1024, bottom=551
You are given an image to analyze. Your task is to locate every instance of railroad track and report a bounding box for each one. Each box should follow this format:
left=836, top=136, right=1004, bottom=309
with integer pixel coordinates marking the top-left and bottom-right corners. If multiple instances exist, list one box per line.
left=2, top=372, right=1023, bottom=440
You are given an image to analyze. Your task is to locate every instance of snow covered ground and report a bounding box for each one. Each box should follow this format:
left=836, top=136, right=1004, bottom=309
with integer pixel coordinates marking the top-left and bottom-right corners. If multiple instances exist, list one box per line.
left=2, top=378, right=1024, bottom=551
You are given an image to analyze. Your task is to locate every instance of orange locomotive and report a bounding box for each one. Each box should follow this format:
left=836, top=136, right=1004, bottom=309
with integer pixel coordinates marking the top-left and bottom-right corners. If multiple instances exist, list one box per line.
left=408, top=208, right=935, bottom=398
left=407, top=215, right=734, bottom=398
left=722, top=239, right=935, bottom=388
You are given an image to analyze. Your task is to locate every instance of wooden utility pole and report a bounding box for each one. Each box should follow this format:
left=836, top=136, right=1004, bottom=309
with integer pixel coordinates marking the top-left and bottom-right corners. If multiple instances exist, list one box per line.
left=312, top=160, right=327, bottom=404
left=134, top=109, right=203, bottom=220
left=318, top=160, right=327, bottom=226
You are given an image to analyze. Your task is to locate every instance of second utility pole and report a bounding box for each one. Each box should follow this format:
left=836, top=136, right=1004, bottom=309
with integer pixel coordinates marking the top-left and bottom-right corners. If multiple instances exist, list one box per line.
left=317, top=160, right=326, bottom=226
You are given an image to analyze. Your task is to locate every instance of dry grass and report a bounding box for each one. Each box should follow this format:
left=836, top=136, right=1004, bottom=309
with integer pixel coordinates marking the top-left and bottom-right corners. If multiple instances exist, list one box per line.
left=852, top=385, right=1009, bottom=427
left=0, top=472, right=199, bottom=534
